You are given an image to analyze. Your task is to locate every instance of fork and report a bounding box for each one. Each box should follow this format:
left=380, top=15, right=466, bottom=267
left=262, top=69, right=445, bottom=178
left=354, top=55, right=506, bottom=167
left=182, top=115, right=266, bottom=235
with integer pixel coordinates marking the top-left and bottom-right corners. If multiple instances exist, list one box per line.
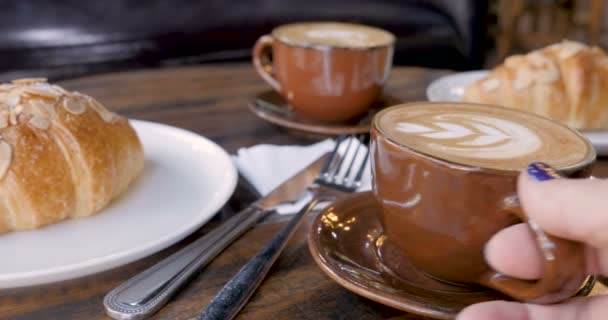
left=198, top=134, right=370, bottom=320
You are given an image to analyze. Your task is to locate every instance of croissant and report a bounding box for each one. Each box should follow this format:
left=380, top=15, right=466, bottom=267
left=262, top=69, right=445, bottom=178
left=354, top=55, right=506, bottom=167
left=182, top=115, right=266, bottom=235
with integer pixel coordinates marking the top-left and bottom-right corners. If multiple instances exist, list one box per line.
left=463, top=40, right=608, bottom=130
left=0, top=78, right=143, bottom=234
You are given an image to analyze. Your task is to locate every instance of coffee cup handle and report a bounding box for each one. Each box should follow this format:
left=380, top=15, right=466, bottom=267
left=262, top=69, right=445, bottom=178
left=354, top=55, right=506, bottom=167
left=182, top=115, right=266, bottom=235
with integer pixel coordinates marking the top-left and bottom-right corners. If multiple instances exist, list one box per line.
left=479, top=195, right=588, bottom=303
left=252, top=35, right=283, bottom=93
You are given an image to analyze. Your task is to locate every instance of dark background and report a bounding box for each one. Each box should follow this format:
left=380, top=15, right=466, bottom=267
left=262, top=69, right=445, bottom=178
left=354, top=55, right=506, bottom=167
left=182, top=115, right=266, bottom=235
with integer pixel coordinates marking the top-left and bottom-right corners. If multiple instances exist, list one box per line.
left=0, top=0, right=488, bottom=81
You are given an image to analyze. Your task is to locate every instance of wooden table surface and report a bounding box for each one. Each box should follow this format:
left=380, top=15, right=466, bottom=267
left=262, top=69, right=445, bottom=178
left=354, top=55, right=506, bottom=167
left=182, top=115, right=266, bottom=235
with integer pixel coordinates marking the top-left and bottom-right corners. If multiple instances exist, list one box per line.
left=0, top=64, right=606, bottom=320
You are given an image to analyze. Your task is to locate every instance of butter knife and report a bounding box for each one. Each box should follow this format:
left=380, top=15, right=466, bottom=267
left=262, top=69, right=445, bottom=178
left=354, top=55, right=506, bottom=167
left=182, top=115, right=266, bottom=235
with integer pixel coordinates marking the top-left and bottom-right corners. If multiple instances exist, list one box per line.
left=104, top=154, right=329, bottom=320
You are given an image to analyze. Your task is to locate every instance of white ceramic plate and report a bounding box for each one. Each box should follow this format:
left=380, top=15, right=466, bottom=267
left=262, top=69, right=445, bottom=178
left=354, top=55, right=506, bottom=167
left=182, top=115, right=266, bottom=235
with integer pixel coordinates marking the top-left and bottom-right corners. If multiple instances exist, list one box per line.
left=426, top=71, right=608, bottom=155
left=426, top=70, right=489, bottom=103
left=0, top=120, right=237, bottom=288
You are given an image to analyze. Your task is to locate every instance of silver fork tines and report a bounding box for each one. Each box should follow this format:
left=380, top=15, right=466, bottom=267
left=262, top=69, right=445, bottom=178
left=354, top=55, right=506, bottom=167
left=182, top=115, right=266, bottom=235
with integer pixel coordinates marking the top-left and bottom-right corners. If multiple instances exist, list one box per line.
left=316, top=134, right=370, bottom=192
left=198, top=134, right=370, bottom=320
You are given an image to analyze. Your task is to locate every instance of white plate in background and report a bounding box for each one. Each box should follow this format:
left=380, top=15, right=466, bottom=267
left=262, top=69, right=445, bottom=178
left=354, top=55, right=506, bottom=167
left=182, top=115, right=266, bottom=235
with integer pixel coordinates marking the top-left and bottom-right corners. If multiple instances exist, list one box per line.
left=426, top=70, right=489, bottom=103
left=426, top=71, right=608, bottom=156
left=0, top=120, right=237, bottom=288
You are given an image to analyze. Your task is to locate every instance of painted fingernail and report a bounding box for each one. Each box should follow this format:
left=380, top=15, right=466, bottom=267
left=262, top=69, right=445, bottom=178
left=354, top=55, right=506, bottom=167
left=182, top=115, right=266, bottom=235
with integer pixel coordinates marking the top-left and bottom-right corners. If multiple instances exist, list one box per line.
left=527, top=162, right=561, bottom=181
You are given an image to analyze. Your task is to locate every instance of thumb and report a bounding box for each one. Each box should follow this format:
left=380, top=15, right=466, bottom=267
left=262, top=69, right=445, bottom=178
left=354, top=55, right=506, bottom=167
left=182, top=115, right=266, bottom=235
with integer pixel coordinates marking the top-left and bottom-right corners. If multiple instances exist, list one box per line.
left=457, top=296, right=608, bottom=320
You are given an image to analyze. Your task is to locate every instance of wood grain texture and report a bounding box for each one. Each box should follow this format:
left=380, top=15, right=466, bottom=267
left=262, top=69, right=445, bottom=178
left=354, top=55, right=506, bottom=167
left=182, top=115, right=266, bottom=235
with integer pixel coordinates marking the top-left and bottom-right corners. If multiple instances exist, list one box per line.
left=0, top=64, right=606, bottom=320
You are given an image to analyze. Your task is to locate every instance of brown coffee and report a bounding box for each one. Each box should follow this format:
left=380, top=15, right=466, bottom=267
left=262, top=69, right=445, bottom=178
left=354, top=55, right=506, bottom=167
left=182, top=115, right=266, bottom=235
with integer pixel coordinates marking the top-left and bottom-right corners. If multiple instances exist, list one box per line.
left=376, top=102, right=592, bottom=171
left=272, top=22, right=395, bottom=48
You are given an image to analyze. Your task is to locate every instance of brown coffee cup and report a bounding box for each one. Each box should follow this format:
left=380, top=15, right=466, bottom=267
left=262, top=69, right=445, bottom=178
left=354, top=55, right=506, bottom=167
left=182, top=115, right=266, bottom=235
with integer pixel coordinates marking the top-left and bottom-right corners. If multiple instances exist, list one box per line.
left=371, top=102, right=596, bottom=303
left=252, top=22, right=394, bottom=122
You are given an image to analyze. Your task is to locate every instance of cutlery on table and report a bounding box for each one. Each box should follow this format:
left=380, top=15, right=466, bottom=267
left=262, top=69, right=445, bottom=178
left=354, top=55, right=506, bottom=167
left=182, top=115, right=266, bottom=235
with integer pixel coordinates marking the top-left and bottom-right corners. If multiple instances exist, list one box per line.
left=103, top=154, right=330, bottom=320
left=199, top=134, right=370, bottom=320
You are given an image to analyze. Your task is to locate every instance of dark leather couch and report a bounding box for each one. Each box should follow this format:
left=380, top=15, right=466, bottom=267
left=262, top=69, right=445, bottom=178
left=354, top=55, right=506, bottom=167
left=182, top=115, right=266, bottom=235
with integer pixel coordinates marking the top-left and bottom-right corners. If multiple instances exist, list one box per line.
left=0, top=0, right=487, bottom=81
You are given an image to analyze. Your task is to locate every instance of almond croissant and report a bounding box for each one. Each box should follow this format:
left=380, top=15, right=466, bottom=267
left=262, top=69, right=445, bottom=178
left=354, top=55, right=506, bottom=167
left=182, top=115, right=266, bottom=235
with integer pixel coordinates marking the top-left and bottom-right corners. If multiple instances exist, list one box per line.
left=0, top=78, right=143, bottom=234
left=463, top=40, right=608, bottom=130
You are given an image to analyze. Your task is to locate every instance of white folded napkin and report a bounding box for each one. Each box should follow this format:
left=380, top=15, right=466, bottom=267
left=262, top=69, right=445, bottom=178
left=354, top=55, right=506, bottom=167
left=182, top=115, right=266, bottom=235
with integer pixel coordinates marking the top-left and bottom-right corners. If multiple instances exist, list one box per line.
left=232, top=138, right=372, bottom=214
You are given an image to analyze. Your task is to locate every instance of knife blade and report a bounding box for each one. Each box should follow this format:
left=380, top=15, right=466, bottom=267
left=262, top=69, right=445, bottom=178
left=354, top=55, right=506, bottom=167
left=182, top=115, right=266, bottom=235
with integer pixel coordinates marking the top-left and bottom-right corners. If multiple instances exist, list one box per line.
left=103, top=153, right=329, bottom=320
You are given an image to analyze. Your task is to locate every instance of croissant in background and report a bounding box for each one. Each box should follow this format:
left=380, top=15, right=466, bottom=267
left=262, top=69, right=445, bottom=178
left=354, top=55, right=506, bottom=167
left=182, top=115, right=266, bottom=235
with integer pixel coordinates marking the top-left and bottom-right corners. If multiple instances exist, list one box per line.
left=0, top=78, right=143, bottom=234
left=463, top=40, right=608, bottom=130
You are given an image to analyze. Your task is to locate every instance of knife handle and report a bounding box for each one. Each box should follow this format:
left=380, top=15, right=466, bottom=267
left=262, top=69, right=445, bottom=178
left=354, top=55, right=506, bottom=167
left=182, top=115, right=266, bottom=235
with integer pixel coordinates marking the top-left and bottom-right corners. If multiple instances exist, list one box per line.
left=103, top=205, right=270, bottom=320
left=197, top=197, right=320, bottom=320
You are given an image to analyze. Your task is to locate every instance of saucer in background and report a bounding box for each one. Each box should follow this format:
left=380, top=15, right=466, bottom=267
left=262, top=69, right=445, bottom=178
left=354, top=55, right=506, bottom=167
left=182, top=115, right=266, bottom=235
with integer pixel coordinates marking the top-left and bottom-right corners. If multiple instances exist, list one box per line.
left=249, top=90, right=401, bottom=138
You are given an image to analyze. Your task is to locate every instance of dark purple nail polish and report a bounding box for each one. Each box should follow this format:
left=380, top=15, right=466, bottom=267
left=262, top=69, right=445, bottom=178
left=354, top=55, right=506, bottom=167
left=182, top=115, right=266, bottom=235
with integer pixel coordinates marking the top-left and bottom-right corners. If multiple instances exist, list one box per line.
left=527, top=162, right=561, bottom=181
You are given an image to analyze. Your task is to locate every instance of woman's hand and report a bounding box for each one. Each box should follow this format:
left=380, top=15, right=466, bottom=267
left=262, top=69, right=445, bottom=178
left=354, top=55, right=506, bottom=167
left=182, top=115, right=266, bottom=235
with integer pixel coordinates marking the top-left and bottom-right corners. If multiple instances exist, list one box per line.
left=458, top=164, right=608, bottom=320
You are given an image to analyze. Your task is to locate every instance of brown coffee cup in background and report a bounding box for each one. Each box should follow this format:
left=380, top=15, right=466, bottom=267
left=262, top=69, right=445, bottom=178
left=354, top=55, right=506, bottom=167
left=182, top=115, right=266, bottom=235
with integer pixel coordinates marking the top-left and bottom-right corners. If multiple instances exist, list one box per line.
left=371, top=102, right=596, bottom=303
left=252, top=22, right=394, bottom=122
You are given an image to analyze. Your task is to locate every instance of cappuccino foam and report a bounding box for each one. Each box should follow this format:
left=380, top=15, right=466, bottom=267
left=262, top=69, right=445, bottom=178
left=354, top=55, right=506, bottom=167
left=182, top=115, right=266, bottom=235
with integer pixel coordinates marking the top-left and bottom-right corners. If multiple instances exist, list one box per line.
left=273, top=22, right=395, bottom=48
left=376, top=103, right=592, bottom=171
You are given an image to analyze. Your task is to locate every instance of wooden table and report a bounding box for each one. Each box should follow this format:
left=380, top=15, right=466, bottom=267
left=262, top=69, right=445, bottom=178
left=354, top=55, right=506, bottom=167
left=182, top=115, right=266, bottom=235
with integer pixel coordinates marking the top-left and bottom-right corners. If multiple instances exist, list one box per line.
left=0, top=64, right=606, bottom=320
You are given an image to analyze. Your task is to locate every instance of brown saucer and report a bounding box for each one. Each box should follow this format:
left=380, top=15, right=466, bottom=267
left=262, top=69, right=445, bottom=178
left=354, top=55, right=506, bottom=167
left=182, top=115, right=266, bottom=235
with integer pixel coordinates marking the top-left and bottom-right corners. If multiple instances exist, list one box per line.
left=308, top=192, right=597, bottom=319
left=248, top=90, right=401, bottom=137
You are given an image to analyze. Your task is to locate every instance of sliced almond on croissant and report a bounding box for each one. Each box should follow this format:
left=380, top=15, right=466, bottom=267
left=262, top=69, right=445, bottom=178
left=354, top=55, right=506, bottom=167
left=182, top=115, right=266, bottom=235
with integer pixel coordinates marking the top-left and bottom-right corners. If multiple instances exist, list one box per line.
left=29, top=115, right=51, bottom=130
left=63, top=96, right=86, bottom=115
left=0, top=141, right=12, bottom=180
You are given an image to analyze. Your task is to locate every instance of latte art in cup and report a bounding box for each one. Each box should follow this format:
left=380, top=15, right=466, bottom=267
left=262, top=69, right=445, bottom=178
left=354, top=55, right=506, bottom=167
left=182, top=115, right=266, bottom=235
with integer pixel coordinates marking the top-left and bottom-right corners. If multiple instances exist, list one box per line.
left=395, top=114, right=542, bottom=160
left=273, top=22, right=395, bottom=48
left=376, top=103, right=592, bottom=170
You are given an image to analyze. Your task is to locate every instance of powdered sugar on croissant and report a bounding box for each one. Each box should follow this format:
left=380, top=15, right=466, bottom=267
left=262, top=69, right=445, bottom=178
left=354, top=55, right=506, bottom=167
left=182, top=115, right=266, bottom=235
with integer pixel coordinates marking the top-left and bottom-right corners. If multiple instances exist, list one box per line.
left=464, top=40, right=608, bottom=130
left=0, top=78, right=144, bottom=234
